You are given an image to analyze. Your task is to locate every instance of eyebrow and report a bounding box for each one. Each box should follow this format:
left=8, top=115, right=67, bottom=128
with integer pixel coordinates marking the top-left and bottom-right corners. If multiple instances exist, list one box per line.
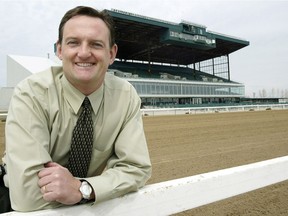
left=64, top=37, right=78, bottom=41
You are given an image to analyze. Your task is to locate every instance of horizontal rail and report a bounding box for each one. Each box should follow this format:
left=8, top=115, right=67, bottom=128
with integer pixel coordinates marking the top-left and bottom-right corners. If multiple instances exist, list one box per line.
left=141, top=103, right=288, bottom=116
left=2, top=104, right=288, bottom=119
left=3, top=156, right=288, bottom=216
left=0, top=113, right=7, bottom=121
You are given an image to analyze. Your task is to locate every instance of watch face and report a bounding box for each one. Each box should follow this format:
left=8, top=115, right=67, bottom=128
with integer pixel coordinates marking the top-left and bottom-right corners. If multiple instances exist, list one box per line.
left=80, top=181, right=92, bottom=199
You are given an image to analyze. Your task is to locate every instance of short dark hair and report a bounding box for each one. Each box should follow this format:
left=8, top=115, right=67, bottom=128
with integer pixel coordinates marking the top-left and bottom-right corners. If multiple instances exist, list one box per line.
left=58, top=6, right=115, bottom=48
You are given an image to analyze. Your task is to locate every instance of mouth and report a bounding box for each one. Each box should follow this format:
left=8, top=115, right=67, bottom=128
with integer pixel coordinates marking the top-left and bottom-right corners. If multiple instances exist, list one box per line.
left=75, top=62, right=95, bottom=67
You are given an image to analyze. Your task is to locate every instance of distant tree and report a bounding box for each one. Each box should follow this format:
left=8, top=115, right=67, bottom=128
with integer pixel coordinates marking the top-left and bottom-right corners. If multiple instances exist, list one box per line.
left=277, top=89, right=280, bottom=97
left=259, top=89, right=267, bottom=98
left=271, top=88, right=275, bottom=97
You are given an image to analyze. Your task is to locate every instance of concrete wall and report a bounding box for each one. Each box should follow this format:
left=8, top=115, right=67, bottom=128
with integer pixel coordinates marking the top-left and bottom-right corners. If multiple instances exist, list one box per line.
left=0, top=55, right=61, bottom=111
left=7, top=55, right=60, bottom=87
left=0, top=87, right=14, bottom=111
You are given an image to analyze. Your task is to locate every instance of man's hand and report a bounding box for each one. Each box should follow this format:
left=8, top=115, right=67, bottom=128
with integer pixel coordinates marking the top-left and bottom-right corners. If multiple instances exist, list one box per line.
left=38, top=162, right=82, bottom=205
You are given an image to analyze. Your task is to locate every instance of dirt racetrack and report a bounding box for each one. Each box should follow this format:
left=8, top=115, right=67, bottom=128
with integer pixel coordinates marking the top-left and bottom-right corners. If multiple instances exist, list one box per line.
left=143, top=109, right=288, bottom=215
left=1, top=109, right=288, bottom=215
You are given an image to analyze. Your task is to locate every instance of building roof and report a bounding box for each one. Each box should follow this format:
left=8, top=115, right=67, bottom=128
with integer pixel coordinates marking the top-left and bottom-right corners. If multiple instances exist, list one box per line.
left=106, top=9, right=249, bottom=65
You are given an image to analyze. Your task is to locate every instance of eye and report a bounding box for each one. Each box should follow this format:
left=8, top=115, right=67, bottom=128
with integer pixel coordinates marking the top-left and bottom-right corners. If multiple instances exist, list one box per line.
left=91, top=42, right=104, bottom=48
left=67, top=40, right=79, bottom=47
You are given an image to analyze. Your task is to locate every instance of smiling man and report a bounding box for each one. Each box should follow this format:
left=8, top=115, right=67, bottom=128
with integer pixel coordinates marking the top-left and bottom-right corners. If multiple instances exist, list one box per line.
left=2, top=6, right=151, bottom=212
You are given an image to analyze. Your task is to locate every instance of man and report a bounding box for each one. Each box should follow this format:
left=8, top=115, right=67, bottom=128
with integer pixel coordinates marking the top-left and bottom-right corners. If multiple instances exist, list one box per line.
left=2, top=6, right=151, bottom=212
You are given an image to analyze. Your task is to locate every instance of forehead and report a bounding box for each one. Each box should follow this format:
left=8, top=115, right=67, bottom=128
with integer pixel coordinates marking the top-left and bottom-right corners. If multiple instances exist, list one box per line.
left=63, top=15, right=110, bottom=39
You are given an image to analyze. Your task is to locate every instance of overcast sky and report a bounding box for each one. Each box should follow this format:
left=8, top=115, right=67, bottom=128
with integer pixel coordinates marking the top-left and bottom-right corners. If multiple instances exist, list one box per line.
left=0, top=0, right=287, bottom=97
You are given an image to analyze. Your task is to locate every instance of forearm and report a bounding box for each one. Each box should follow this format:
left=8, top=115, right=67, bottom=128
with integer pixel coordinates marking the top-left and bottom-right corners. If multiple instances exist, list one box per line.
left=86, top=162, right=151, bottom=203
left=7, top=162, right=62, bottom=211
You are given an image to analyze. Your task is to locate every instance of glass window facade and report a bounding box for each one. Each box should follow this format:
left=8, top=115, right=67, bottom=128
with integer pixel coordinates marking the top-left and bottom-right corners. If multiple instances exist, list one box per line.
left=129, top=80, right=245, bottom=97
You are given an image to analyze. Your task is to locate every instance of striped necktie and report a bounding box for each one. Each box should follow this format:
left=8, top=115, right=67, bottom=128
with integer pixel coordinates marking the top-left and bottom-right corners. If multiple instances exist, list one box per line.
left=67, top=97, right=93, bottom=178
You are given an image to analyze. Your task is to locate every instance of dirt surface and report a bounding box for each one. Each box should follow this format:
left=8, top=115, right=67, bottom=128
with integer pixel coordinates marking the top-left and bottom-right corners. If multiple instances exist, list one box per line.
left=1, top=110, right=288, bottom=215
left=143, top=110, right=288, bottom=215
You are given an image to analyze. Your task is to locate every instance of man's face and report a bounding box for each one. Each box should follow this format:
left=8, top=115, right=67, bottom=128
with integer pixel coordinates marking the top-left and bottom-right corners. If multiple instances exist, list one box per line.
left=57, top=15, right=117, bottom=94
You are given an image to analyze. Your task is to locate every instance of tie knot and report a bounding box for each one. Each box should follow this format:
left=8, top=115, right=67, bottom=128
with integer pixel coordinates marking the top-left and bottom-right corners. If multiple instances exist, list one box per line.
left=82, top=97, right=91, bottom=108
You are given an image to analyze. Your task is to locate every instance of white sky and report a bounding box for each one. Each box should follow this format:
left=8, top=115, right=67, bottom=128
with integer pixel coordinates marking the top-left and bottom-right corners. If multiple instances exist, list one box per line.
left=0, top=0, right=287, bottom=97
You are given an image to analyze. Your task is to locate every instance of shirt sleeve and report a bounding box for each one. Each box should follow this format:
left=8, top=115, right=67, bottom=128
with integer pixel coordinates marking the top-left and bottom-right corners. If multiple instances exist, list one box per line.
left=5, top=84, right=62, bottom=211
left=86, top=85, right=152, bottom=203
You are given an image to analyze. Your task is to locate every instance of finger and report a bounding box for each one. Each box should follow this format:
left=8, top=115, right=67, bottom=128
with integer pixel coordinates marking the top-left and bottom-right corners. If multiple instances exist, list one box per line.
left=38, top=162, right=62, bottom=178
left=44, top=162, right=60, bottom=168
left=38, top=174, right=53, bottom=188
left=40, top=185, right=46, bottom=194
left=38, top=169, right=54, bottom=188
left=38, top=166, right=53, bottom=178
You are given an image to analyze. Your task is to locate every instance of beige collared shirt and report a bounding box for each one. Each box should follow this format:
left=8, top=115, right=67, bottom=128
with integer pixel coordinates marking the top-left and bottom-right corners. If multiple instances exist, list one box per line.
left=3, top=67, right=151, bottom=211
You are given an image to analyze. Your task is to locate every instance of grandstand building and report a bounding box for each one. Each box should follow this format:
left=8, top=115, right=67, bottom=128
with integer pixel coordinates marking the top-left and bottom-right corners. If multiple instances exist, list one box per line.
left=106, top=9, right=249, bottom=107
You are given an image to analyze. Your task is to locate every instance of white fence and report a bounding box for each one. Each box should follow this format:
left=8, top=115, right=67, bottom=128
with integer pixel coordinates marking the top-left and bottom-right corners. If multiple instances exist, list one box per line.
left=2, top=104, right=288, bottom=119
left=141, top=103, right=288, bottom=116
left=0, top=113, right=7, bottom=121
left=2, top=156, right=288, bottom=216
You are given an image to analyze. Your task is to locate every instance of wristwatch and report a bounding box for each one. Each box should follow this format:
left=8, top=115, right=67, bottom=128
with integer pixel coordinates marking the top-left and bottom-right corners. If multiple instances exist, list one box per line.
left=79, top=180, right=92, bottom=204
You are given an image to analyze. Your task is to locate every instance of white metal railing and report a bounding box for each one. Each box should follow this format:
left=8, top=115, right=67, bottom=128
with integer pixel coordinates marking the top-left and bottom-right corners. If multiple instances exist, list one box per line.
left=0, top=113, right=7, bottom=121
left=141, top=103, right=288, bottom=116
left=2, top=156, right=288, bottom=216
left=2, top=104, right=288, bottom=119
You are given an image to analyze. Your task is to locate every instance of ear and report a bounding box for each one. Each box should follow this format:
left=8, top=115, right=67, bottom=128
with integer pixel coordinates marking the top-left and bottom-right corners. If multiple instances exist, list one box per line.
left=56, top=41, right=63, bottom=60
left=109, top=44, right=118, bottom=65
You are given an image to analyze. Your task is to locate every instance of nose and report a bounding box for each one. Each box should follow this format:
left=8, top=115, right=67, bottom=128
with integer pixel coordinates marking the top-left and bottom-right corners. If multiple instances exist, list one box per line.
left=77, top=44, right=91, bottom=58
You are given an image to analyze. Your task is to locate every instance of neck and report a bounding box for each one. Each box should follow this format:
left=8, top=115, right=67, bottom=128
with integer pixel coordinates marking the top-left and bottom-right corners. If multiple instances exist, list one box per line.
left=77, top=81, right=102, bottom=96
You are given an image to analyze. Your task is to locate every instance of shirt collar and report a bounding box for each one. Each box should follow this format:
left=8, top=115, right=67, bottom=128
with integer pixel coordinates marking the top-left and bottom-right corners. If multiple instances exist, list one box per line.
left=61, top=75, right=104, bottom=115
